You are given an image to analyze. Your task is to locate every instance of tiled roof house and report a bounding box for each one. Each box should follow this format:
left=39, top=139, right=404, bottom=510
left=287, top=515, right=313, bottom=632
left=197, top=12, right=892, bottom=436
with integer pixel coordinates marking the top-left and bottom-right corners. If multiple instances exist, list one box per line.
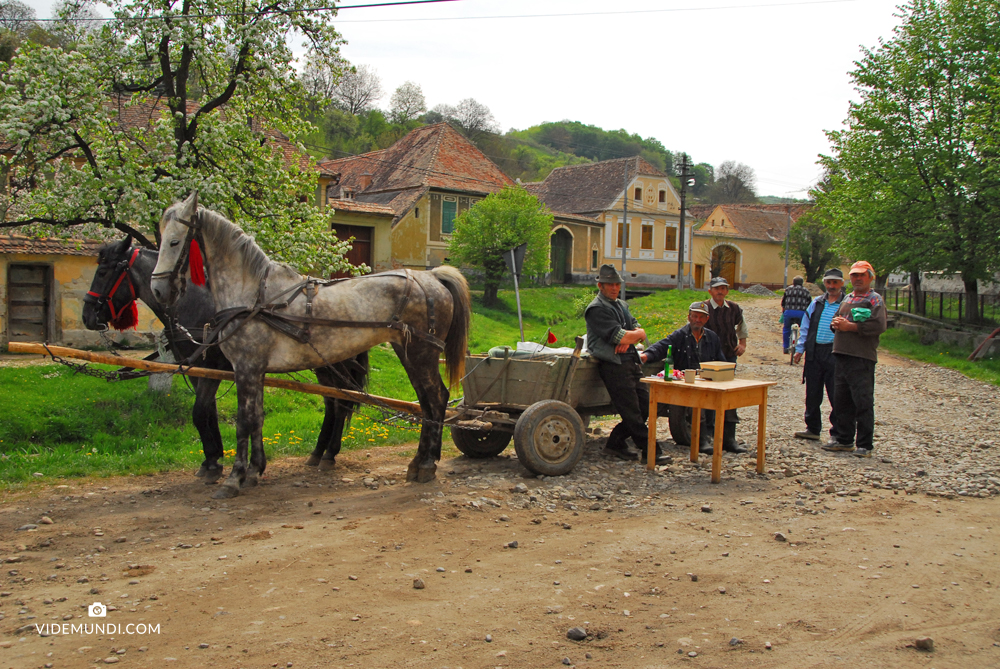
left=691, top=204, right=812, bottom=288
left=315, top=123, right=517, bottom=271
left=526, top=157, right=690, bottom=286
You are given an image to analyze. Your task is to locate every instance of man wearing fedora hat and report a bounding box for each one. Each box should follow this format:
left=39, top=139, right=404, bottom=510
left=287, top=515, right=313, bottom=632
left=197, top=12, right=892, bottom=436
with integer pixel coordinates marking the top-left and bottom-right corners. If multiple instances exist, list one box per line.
left=792, top=267, right=846, bottom=441
left=585, top=264, right=670, bottom=464
left=642, top=301, right=730, bottom=454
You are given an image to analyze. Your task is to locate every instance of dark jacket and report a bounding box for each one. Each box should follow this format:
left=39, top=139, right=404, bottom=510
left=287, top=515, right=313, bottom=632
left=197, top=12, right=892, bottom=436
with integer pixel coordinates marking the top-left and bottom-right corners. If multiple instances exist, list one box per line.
left=782, top=285, right=812, bottom=311
left=832, top=290, right=887, bottom=362
left=585, top=292, right=640, bottom=364
left=645, top=324, right=726, bottom=371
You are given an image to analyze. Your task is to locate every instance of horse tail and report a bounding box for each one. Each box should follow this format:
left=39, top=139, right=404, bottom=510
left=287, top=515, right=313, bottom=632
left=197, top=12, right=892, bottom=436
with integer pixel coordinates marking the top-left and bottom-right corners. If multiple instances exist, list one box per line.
left=432, top=265, right=470, bottom=389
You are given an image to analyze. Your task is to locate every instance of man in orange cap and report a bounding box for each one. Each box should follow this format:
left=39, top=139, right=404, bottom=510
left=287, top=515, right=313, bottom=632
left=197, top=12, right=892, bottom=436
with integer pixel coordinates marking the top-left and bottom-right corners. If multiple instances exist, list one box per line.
left=821, top=260, right=887, bottom=458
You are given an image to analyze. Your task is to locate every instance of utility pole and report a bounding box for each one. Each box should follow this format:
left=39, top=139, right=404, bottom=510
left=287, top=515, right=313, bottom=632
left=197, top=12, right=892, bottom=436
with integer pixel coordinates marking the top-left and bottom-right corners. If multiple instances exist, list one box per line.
left=783, top=204, right=792, bottom=288
left=677, top=154, right=693, bottom=290
left=620, top=159, right=630, bottom=300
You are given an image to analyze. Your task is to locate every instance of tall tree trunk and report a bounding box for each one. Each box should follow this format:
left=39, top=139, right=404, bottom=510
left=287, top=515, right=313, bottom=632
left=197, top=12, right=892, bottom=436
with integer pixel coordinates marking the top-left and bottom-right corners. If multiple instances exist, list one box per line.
left=963, top=276, right=979, bottom=324
left=482, top=281, right=499, bottom=307
left=909, top=269, right=924, bottom=314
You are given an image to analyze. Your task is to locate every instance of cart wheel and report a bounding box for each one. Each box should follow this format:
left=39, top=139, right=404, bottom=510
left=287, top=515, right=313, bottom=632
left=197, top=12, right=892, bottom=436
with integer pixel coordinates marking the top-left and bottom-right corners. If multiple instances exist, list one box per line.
left=668, top=404, right=691, bottom=447
left=513, top=400, right=585, bottom=476
left=450, top=426, right=512, bottom=458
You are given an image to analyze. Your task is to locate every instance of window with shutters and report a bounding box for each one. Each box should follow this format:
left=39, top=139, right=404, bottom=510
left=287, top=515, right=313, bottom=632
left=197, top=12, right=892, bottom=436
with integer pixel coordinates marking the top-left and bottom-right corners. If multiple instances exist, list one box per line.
left=616, top=221, right=624, bottom=249
left=641, top=221, right=653, bottom=249
left=633, top=187, right=642, bottom=201
left=659, top=190, right=666, bottom=203
left=441, top=197, right=457, bottom=235
left=665, top=226, right=678, bottom=251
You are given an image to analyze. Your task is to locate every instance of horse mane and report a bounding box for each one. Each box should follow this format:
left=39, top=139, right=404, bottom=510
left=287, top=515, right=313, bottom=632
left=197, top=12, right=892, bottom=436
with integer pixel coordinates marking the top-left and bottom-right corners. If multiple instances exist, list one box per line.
left=195, top=207, right=281, bottom=286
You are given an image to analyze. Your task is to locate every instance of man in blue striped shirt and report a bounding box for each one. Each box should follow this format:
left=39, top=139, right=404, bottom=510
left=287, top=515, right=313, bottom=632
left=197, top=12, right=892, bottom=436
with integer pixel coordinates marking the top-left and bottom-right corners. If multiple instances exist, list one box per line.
left=792, top=268, right=845, bottom=441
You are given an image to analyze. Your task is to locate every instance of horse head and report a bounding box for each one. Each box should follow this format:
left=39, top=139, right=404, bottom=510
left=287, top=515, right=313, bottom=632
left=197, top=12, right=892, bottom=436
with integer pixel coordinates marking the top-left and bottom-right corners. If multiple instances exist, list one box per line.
left=151, top=191, right=203, bottom=308
left=83, top=235, right=140, bottom=331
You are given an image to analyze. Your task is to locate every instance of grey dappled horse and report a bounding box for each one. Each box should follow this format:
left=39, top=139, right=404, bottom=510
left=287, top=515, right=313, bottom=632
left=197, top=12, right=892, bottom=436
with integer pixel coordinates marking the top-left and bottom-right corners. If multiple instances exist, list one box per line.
left=82, top=236, right=369, bottom=479
left=150, top=193, right=470, bottom=499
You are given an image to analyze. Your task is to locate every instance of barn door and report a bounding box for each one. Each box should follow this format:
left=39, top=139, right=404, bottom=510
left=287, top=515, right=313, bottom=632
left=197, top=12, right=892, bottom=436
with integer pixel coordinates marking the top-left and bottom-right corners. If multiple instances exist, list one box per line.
left=550, top=229, right=572, bottom=283
left=7, top=264, right=50, bottom=342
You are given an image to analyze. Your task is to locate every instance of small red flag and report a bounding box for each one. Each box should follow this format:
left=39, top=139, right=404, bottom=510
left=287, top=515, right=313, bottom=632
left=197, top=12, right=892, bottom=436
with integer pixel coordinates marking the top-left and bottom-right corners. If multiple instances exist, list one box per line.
left=547, top=330, right=557, bottom=344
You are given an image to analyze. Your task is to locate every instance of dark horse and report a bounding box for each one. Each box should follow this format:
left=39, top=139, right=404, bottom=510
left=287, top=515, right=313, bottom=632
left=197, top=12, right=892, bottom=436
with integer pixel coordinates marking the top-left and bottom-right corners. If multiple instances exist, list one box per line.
left=150, top=193, right=470, bottom=498
left=82, top=235, right=369, bottom=479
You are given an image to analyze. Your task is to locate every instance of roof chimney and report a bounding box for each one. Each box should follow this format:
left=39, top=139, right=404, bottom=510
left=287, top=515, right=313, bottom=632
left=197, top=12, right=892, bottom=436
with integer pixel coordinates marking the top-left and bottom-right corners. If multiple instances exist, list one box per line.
left=359, top=171, right=372, bottom=190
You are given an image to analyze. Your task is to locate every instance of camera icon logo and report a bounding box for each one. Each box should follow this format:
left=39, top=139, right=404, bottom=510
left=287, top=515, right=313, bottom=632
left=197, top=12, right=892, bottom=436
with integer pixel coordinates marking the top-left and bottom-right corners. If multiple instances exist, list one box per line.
left=88, top=602, right=106, bottom=618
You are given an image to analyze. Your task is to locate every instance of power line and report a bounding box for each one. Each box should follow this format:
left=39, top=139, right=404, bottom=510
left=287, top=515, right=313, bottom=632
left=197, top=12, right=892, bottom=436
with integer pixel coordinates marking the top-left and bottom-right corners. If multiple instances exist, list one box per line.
left=335, top=0, right=859, bottom=23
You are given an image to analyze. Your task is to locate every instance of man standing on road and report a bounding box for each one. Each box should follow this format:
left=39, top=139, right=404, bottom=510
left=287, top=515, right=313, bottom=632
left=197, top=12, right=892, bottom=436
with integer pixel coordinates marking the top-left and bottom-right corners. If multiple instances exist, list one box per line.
left=585, top=265, right=670, bottom=465
left=704, top=276, right=748, bottom=452
left=642, top=302, right=735, bottom=453
left=821, top=261, right=888, bottom=458
left=793, top=268, right=846, bottom=441
left=781, top=276, right=812, bottom=354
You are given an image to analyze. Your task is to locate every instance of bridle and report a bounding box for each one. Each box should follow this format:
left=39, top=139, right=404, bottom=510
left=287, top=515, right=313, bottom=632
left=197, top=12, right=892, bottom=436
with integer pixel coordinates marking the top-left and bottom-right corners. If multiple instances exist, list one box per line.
left=150, top=209, right=207, bottom=299
left=85, top=247, right=141, bottom=323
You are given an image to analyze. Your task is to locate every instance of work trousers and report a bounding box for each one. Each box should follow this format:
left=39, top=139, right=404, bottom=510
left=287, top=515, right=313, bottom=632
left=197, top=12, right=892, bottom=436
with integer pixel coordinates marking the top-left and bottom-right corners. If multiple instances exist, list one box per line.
left=782, top=310, right=805, bottom=350
left=597, top=351, right=649, bottom=451
left=832, top=353, right=876, bottom=450
left=803, top=343, right=838, bottom=438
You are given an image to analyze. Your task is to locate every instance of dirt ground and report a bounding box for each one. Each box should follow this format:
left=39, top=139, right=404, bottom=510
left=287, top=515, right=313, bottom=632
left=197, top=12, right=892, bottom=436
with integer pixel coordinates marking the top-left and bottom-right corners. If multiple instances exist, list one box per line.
left=2, top=298, right=999, bottom=669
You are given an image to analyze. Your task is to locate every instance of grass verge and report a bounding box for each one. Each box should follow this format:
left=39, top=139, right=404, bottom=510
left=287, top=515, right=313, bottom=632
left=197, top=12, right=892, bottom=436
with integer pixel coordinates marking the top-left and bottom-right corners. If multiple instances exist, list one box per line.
left=879, top=328, right=1000, bottom=386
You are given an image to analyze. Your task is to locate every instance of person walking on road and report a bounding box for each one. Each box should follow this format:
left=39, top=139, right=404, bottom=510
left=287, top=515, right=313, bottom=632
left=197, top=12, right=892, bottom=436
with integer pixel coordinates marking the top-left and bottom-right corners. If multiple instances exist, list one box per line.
left=704, top=276, right=748, bottom=452
left=585, top=265, right=671, bottom=465
left=821, top=261, right=887, bottom=458
left=793, top=268, right=845, bottom=441
left=781, top=276, right=812, bottom=354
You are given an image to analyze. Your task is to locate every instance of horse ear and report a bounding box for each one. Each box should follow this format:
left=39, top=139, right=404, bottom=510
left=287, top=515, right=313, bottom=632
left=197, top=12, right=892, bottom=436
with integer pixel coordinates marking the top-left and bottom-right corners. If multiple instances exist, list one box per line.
left=180, top=191, right=199, bottom=221
left=119, top=235, right=132, bottom=252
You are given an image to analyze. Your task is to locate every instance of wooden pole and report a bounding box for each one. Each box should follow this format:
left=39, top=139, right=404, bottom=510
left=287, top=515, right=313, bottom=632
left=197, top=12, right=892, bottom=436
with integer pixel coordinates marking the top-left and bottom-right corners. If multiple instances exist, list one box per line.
left=7, top=342, right=433, bottom=419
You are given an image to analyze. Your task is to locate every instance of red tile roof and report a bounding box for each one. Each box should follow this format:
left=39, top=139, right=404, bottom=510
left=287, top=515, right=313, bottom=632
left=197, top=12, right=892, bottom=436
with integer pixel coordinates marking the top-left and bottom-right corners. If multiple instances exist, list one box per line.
left=694, top=204, right=813, bottom=243
left=0, top=235, right=102, bottom=256
left=526, top=156, right=667, bottom=216
left=317, top=123, right=513, bottom=196
left=328, top=200, right=395, bottom=216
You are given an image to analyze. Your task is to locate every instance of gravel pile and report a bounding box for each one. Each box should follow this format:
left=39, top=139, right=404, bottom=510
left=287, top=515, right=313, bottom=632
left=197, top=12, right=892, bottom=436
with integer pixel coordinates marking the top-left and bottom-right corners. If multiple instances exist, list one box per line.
left=741, top=284, right=778, bottom=297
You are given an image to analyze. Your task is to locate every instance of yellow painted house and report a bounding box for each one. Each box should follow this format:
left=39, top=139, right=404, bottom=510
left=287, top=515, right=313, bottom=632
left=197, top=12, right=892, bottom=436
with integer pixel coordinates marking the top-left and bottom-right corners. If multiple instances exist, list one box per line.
left=690, top=204, right=811, bottom=289
left=527, top=157, right=691, bottom=287
left=1, top=236, right=161, bottom=348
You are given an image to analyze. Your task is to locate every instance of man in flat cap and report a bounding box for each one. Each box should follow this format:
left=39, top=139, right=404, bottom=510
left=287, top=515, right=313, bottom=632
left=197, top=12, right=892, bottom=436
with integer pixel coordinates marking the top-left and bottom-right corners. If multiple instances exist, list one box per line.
left=585, top=265, right=670, bottom=464
left=642, top=301, right=730, bottom=453
left=821, top=261, right=887, bottom=458
left=793, top=268, right=846, bottom=441
left=781, top=275, right=812, bottom=354
left=703, top=276, right=749, bottom=452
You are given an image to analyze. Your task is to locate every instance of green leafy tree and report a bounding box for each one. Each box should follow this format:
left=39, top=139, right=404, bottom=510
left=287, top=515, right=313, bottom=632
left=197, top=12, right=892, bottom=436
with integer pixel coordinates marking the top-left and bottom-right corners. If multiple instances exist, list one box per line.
left=818, top=0, right=1000, bottom=321
left=448, top=185, right=553, bottom=307
left=0, top=0, right=354, bottom=274
left=786, top=214, right=839, bottom=284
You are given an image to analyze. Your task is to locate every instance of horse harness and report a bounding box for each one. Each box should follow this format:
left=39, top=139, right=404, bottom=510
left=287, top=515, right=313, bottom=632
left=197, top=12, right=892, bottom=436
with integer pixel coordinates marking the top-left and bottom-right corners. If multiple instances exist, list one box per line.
left=85, top=247, right=141, bottom=321
left=157, top=209, right=445, bottom=367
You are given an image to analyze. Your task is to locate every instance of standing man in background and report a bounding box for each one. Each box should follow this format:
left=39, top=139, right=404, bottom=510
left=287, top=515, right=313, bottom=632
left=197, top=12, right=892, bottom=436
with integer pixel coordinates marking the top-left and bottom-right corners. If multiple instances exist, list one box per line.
left=781, top=276, right=812, bottom=354
left=703, top=276, right=748, bottom=453
left=793, top=268, right=845, bottom=441
left=821, top=261, right=887, bottom=458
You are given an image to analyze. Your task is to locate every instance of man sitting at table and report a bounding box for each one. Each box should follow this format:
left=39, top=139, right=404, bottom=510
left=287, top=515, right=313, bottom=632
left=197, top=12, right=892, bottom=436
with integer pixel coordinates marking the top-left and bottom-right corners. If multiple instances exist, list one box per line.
left=641, top=301, right=745, bottom=454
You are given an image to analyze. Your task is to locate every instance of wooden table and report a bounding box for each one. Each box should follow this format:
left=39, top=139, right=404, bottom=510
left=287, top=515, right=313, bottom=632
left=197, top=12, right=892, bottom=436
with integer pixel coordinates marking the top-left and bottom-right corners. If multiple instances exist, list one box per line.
left=641, top=377, right=777, bottom=483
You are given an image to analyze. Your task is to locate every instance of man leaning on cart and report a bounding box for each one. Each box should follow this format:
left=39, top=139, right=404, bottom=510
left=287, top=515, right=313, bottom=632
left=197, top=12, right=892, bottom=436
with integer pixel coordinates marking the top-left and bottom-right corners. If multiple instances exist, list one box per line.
left=585, top=265, right=671, bottom=465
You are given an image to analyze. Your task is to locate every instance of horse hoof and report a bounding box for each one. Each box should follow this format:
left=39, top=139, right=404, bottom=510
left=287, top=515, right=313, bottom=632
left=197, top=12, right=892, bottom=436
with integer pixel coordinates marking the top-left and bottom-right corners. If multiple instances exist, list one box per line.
left=318, top=458, right=337, bottom=472
left=196, top=465, right=223, bottom=481
left=415, top=465, right=437, bottom=483
left=212, top=484, right=240, bottom=499
left=406, top=462, right=420, bottom=482
left=304, top=454, right=321, bottom=467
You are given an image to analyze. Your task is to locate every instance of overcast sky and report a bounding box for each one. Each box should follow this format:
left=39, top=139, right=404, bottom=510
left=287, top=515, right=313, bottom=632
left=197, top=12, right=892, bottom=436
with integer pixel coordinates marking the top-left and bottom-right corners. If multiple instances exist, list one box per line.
left=22, top=0, right=906, bottom=198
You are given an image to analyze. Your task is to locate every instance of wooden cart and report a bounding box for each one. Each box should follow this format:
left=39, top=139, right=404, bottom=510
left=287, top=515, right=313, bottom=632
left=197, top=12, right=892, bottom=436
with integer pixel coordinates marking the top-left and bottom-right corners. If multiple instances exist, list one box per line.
left=448, top=337, right=660, bottom=476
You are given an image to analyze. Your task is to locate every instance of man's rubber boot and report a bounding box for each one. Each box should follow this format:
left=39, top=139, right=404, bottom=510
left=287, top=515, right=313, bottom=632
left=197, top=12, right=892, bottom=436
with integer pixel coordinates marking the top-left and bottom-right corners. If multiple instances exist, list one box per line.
left=698, top=431, right=714, bottom=454
left=722, top=422, right=747, bottom=453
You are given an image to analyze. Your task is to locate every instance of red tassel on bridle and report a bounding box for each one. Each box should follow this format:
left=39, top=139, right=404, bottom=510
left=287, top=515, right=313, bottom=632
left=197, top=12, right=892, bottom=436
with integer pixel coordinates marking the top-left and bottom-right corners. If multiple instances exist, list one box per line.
left=110, top=302, right=138, bottom=331
left=189, top=239, right=206, bottom=286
